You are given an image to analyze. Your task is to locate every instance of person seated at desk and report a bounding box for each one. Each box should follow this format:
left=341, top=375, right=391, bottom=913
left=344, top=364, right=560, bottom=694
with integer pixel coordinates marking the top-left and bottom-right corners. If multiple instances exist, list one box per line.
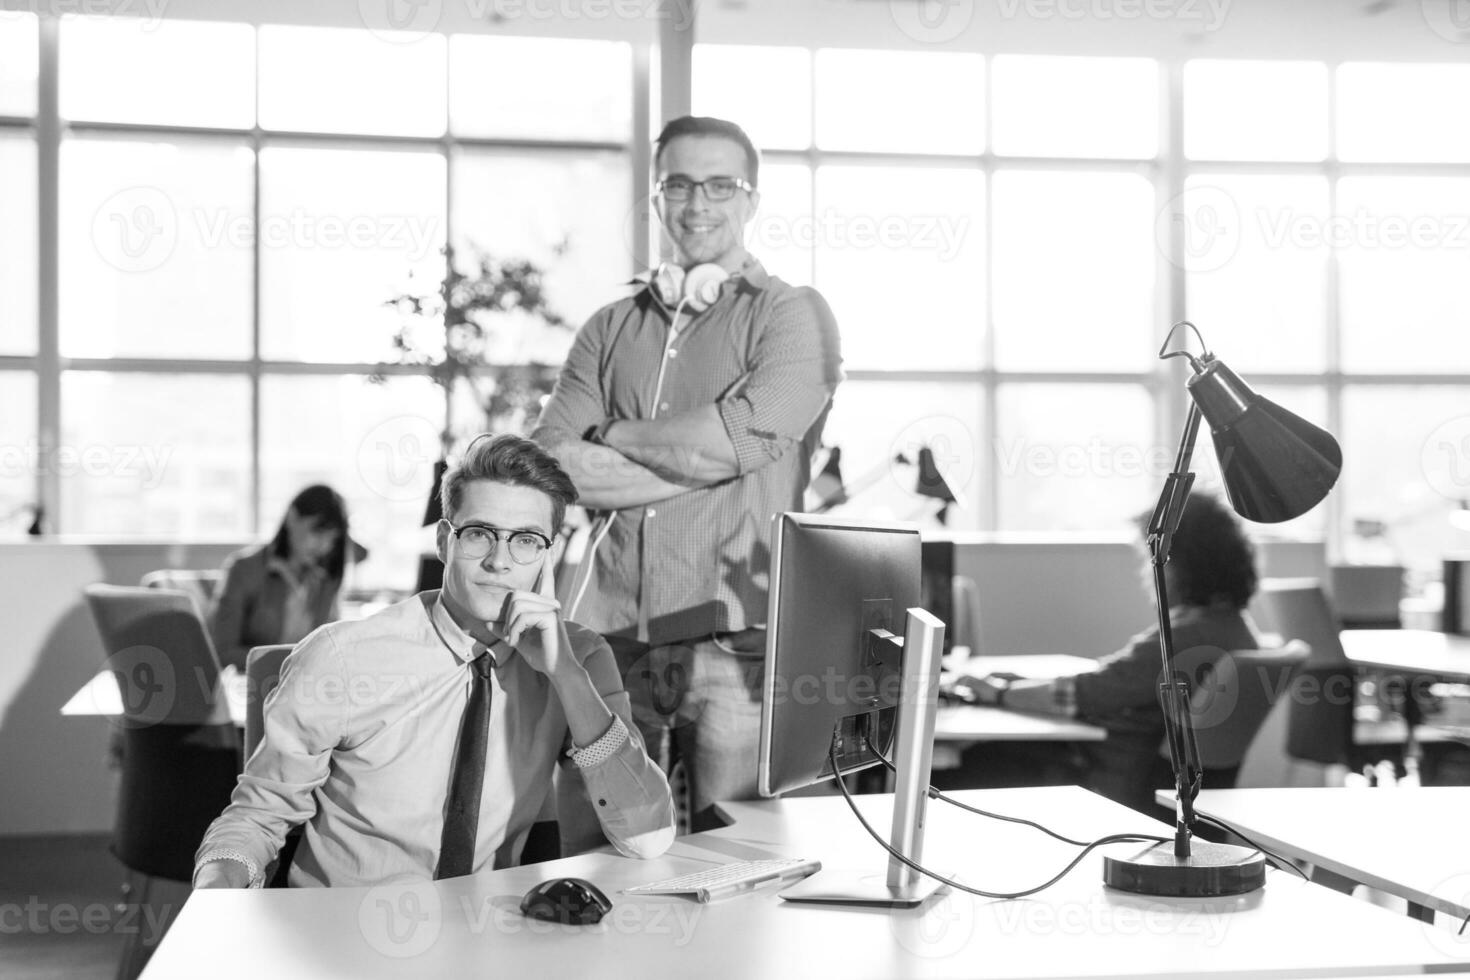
left=193, top=435, right=676, bottom=888
left=953, top=490, right=1262, bottom=813
left=208, top=484, right=353, bottom=672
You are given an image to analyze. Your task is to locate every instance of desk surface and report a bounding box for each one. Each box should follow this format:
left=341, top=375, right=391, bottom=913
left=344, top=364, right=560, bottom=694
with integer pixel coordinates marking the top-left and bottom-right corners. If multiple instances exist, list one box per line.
left=142, top=786, right=1470, bottom=980
left=1341, top=629, right=1470, bottom=680
left=1177, top=786, right=1470, bottom=923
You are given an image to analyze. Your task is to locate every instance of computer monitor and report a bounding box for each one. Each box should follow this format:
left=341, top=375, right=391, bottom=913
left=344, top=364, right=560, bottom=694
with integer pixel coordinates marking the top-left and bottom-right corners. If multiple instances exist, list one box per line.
left=757, top=513, right=946, bottom=907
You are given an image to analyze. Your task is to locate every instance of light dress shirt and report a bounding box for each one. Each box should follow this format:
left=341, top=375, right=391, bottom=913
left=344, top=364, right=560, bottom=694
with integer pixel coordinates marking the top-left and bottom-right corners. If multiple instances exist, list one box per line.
left=195, top=591, right=675, bottom=887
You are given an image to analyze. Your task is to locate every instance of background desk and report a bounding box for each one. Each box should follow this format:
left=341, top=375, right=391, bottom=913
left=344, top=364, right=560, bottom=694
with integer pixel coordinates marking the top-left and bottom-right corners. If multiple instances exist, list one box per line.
left=142, top=786, right=1470, bottom=979
left=1176, top=786, right=1470, bottom=925
left=1342, top=630, right=1470, bottom=757
left=935, top=654, right=1105, bottom=758
left=1342, top=630, right=1470, bottom=681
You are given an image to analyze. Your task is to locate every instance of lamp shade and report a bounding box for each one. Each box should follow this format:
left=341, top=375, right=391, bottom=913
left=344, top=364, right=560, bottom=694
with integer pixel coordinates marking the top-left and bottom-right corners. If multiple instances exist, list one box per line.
left=1187, top=358, right=1342, bottom=523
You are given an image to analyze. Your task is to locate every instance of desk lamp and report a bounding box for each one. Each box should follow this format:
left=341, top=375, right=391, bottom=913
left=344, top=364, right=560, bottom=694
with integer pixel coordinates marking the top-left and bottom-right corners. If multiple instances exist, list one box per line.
left=1103, top=321, right=1342, bottom=897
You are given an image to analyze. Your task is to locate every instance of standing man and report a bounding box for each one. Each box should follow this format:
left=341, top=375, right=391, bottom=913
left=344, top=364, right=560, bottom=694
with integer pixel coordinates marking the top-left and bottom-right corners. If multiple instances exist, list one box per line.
left=532, top=116, right=843, bottom=831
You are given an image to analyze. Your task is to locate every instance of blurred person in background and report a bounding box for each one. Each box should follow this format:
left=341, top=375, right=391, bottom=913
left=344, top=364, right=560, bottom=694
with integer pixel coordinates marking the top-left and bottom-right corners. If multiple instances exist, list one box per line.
left=208, top=484, right=352, bottom=671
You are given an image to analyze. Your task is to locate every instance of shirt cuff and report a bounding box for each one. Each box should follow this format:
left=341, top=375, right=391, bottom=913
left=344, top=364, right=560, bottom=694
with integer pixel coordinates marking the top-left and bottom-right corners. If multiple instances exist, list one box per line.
left=716, top=396, right=766, bottom=473
left=195, top=849, right=264, bottom=889
left=567, top=714, right=630, bottom=770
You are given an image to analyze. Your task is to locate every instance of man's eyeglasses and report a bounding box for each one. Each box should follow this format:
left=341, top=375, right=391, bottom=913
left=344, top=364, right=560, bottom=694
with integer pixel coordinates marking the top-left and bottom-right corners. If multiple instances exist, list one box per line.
left=655, top=176, right=755, bottom=203
left=443, top=521, right=553, bottom=565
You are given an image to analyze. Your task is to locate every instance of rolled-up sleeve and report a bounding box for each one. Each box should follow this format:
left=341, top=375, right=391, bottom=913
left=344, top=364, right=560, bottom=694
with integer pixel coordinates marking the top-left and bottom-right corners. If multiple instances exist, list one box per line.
left=533, top=309, right=611, bottom=449
left=557, top=627, right=675, bottom=859
left=194, top=632, right=344, bottom=882
left=717, top=286, right=842, bottom=474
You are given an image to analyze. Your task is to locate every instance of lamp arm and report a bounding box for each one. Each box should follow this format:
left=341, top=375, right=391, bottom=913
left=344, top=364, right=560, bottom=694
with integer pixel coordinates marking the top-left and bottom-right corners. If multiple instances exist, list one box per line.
left=1147, top=401, right=1205, bottom=859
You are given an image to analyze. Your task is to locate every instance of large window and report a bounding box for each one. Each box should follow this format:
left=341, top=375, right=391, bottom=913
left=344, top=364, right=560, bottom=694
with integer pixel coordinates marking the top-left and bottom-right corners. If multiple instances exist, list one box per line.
left=8, top=16, right=1470, bottom=583
left=5, top=15, right=634, bottom=590
left=689, top=45, right=1470, bottom=570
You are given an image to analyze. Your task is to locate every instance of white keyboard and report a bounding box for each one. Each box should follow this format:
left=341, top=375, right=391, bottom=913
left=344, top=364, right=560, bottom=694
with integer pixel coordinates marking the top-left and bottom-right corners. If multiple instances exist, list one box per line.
left=624, top=858, right=821, bottom=903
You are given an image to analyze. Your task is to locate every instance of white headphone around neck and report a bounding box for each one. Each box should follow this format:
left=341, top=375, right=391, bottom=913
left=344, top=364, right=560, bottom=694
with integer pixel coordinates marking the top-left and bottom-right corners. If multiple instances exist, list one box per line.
left=650, top=262, right=730, bottom=313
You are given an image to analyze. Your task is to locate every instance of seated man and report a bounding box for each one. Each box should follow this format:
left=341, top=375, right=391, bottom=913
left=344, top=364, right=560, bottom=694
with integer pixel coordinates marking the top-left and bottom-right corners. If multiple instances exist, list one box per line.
left=954, top=490, right=1262, bottom=813
left=194, top=434, right=676, bottom=888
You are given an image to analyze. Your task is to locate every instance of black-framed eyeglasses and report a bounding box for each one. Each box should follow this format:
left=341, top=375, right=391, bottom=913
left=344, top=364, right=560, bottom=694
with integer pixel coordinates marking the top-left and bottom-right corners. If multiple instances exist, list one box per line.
left=442, top=521, right=553, bottom=565
left=655, top=175, right=755, bottom=203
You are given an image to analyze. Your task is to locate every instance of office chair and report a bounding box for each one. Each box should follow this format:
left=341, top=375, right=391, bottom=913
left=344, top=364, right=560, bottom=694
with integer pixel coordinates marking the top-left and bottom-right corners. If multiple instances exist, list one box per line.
left=1327, top=564, right=1404, bottom=630
left=1252, top=579, right=1358, bottom=778
left=950, top=574, right=983, bottom=656
left=1162, top=644, right=1309, bottom=789
left=140, top=568, right=224, bottom=619
left=242, top=643, right=302, bottom=887
left=243, top=644, right=293, bottom=759
left=83, top=585, right=242, bottom=978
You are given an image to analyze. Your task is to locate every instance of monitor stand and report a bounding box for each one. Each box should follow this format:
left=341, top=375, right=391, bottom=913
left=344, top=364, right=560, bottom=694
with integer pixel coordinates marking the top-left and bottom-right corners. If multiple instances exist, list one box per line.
left=780, top=607, right=948, bottom=908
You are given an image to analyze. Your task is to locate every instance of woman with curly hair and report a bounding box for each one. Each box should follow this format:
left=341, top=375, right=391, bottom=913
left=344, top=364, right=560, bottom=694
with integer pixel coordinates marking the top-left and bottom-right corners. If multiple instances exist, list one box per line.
left=955, top=490, right=1262, bottom=812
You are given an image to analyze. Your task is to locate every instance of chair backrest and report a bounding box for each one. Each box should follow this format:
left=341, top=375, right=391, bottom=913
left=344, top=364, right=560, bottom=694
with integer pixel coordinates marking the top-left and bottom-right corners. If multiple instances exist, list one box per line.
left=949, top=574, right=983, bottom=655
left=1177, top=644, right=1309, bottom=774
left=83, top=584, right=225, bottom=727
left=244, top=644, right=295, bottom=758
left=141, top=568, right=224, bottom=617
left=1326, top=564, right=1403, bottom=629
left=1251, top=578, right=1347, bottom=665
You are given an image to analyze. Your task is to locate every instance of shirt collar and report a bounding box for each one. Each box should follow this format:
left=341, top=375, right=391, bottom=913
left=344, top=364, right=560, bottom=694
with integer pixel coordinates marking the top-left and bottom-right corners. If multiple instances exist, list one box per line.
left=429, top=591, right=515, bottom=668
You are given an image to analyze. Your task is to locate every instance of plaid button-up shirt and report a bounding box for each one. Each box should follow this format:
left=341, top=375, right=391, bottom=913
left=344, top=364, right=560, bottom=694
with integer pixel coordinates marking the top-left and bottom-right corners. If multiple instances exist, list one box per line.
left=533, top=259, right=843, bottom=646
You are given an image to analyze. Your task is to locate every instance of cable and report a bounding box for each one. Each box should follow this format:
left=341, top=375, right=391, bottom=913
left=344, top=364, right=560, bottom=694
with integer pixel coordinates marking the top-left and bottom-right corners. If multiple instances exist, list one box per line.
left=568, top=290, right=689, bottom=621
left=862, top=733, right=1307, bottom=884
left=1191, top=813, right=1310, bottom=883
left=861, top=735, right=1097, bottom=847
left=855, top=735, right=1307, bottom=888
left=828, top=740, right=1168, bottom=900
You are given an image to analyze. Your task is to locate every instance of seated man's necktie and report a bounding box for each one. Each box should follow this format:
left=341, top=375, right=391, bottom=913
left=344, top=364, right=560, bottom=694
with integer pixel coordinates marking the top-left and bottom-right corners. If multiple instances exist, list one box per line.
left=436, top=643, right=496, bottom=880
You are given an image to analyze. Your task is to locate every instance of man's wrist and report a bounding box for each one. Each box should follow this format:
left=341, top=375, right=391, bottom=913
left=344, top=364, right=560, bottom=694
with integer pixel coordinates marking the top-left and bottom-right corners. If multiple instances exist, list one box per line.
left=194, top=851, right=260, bottom=888
left=547, top=655, right=593, bottom=694
left=584, top=419, right=620, bottom=446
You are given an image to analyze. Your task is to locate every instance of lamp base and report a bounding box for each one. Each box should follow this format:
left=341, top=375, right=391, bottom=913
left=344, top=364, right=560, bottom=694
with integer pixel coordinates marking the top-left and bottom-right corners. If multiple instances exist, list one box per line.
left=1103, top=840, right=1266, bottom=897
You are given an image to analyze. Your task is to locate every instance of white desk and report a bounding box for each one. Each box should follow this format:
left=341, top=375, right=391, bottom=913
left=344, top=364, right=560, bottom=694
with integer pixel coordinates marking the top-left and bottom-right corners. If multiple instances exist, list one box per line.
left=1342, top=629, right=1470, bottom=682
left=1174, top=786, right=1470, bottom=925
left=142, top=787, right=1470, bottom=979
left=61, top=665, right=246, bottom=725
left=1341, top=630, right=1470, bottom=753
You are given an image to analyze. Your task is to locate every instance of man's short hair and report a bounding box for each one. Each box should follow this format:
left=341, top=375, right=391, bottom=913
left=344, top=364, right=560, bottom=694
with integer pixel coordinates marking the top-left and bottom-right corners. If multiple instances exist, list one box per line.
left=440, top=434, right=578, bottom=532
left=654, top=115, right=760, bottom=188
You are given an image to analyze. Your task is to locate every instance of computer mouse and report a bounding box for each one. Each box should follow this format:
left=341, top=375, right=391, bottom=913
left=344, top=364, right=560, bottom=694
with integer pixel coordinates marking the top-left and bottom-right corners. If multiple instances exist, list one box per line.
left=519, top=876, right=613, bottom=925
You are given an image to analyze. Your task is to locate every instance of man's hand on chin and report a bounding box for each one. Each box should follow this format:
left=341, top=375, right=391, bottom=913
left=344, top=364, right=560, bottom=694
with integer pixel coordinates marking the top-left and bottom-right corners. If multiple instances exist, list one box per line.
left=497, top=554, right=577, bottom=683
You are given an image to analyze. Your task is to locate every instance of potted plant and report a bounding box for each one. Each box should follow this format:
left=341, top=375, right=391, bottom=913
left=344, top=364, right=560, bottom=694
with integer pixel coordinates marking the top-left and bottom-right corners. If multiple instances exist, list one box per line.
left=373, top=242, right=572, bottom=451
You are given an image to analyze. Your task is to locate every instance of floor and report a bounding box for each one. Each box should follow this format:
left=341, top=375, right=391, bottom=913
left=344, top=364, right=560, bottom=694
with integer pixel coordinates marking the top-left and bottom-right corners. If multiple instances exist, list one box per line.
left=0, top=833, right=179, bottom=980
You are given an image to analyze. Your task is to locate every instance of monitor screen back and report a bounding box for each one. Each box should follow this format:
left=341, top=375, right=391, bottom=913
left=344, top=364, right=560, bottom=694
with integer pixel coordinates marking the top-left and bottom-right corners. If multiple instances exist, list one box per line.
left=759, top=514, right=921, bottom=797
